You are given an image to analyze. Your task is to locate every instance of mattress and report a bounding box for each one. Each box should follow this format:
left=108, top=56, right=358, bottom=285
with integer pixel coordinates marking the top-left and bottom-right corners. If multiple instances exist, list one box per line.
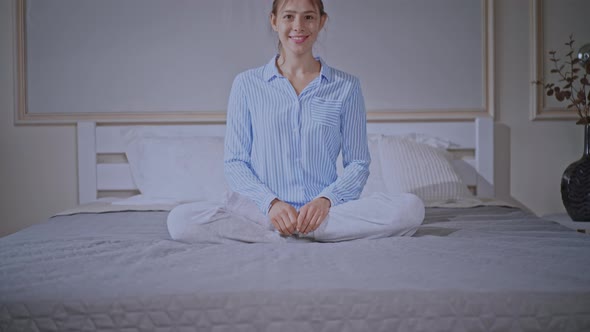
left=1, top=206, right=590, bottom=332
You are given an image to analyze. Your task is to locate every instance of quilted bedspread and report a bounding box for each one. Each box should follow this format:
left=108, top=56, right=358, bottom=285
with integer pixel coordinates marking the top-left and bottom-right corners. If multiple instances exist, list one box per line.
left=1, top=206, right=590, bottom=332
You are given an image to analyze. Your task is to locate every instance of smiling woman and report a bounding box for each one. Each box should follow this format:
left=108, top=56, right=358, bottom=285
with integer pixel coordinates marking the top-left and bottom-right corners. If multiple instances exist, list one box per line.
left=182, top=0, right=427, bottom=242
left=270, top=0, right=327, bottom=95
left=16, top=0, right=491, bottom=123
left=271, top=0, right=326, bottom=62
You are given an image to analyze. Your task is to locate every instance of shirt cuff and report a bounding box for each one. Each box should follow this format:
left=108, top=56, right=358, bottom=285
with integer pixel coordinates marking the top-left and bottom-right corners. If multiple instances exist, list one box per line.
left=261, top=194, right=279, bottom=216
left=316, top=190, right=341, bottom=208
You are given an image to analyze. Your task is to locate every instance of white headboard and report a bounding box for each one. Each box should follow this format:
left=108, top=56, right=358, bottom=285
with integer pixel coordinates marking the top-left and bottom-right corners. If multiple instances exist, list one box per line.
left=76, top=118, right=494, bottom=204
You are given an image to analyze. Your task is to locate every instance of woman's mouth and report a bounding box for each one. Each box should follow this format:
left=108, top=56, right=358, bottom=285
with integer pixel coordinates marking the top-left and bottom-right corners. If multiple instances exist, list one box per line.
left=290, top=36, right=308, bottom=44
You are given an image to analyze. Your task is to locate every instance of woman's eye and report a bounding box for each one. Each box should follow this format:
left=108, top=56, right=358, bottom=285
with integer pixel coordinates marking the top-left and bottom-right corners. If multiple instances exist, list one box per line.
left=283, top=15, right=293, bottom=19
left=305, top=15, right=315, bottom=20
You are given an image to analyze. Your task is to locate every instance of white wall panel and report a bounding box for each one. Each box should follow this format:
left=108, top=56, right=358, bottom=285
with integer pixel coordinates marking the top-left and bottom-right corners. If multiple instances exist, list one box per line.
left=20, top=0, right=489, bottom=122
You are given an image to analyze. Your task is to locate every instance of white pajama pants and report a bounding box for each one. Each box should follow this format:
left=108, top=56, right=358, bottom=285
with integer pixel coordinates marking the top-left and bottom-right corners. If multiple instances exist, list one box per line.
left=167, top=192, right=425, bottom=244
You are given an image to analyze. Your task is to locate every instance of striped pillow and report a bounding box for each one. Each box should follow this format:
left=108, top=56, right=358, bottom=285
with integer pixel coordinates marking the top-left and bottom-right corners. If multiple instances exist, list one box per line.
left=336, top=134, right=387, bottom=198
left=377, top=135, right=474, bottom=205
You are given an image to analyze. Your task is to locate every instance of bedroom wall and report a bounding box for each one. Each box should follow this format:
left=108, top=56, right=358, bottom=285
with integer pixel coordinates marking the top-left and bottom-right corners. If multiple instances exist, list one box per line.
left=494, top=0, right=585, bottom=216
left=0, top=0, right=77, bottom=237
left=0, top=0, right=585, bottom=237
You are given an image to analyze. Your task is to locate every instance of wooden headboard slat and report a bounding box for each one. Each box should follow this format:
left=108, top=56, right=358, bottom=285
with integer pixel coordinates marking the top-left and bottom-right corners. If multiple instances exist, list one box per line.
left=78, top=119, right=495, bottom=204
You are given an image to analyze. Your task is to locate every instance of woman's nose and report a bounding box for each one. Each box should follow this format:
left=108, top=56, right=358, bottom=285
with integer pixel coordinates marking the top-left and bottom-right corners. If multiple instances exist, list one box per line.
left=293, top=17, right=305, bottom=31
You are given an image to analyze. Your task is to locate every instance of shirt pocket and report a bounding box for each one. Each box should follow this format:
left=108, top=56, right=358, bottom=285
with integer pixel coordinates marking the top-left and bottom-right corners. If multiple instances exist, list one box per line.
left=310, top=98, right=342, bottom=127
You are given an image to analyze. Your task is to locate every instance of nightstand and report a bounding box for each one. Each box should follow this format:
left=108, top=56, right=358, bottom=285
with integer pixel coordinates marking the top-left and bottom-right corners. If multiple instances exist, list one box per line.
left=542, top=213, right=590, bottom=234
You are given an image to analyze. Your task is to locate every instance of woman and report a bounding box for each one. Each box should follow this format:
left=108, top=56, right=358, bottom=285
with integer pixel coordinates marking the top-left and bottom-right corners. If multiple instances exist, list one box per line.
left=223, top=0, right=425, bottom=241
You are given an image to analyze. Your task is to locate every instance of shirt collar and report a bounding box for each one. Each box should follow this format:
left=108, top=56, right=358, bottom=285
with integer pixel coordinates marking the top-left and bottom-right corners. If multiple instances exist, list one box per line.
left=263, top=55, right=333, bottom=83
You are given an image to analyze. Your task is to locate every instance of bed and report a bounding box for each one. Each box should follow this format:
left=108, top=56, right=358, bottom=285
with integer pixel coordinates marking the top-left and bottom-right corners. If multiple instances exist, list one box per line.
left=1, top=118, right=590, bottom=332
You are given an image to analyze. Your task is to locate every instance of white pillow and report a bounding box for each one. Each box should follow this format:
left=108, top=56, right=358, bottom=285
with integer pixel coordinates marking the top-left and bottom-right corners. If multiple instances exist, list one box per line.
left=122, top=126, right=470, bottom=206
left=124, top=132, right=227, bottom=203
left=378, top=135, right=474, bottom=205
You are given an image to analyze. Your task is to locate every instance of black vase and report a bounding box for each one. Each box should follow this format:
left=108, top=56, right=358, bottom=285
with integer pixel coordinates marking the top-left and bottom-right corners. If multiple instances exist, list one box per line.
left=561, top=123, right=590, bottom=221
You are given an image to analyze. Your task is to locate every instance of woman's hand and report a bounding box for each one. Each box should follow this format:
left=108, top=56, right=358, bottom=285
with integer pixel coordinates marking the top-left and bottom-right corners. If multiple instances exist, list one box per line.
left=268, top=199, right=298, bottom=236
left=297, top=197, right=331, bottom=235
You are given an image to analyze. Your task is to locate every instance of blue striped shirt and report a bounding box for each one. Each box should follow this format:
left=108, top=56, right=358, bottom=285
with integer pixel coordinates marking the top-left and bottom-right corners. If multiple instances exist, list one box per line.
left=224, top=55, right=370, bottom=214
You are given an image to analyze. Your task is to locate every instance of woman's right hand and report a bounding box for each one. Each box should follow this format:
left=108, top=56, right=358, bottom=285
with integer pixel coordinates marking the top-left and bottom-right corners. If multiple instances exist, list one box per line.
left=268, top=199, right=298, bottom=236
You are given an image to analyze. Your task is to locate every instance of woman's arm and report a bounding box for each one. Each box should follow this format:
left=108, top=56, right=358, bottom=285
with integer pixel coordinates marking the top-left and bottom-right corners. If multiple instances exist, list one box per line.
left=316, top=78, right=370, bottom=206
left=224, top=74, right=278, bottom=215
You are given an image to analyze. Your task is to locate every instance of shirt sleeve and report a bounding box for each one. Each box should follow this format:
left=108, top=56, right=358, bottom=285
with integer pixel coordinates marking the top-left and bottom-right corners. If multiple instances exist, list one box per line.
left=316, top=78, right=370, bottom=207
left=224, top=74, right=278, bottom=215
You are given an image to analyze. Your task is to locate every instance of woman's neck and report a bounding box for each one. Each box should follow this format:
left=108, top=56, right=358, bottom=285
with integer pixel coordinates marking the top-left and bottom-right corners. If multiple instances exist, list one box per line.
left=276, top=53, right=320, bottom=77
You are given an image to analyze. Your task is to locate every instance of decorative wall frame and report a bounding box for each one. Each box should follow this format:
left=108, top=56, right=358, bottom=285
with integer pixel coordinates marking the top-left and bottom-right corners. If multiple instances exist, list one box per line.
left=530, top=0, right=590, bottom=121
left=15, top=0, right=494, bottom=124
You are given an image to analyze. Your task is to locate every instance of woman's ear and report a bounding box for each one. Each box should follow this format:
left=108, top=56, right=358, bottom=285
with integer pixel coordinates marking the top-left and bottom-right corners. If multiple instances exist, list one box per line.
left=319, top=14, right=327, bottom=30
left=270, top=14, right=278, bottom=32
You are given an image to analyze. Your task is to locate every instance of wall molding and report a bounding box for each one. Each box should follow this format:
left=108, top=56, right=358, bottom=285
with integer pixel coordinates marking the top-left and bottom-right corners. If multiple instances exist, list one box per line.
left=529, top=0, right=581, bottom=121
left=15, top=0, right=494, bottom=124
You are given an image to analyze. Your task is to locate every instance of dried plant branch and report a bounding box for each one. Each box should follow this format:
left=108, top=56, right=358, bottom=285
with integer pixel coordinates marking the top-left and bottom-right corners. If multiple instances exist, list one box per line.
left=533, top=34, right=590, bottom=124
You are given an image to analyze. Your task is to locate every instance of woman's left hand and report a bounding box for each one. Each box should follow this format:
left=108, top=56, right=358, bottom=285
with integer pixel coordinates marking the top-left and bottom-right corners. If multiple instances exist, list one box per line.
left=297, top=197, right=331, bottom=235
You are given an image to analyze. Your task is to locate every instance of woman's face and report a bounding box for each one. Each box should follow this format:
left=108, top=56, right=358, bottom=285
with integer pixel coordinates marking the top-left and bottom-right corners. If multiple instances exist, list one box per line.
left=271, top=0, right=326, bottom=58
